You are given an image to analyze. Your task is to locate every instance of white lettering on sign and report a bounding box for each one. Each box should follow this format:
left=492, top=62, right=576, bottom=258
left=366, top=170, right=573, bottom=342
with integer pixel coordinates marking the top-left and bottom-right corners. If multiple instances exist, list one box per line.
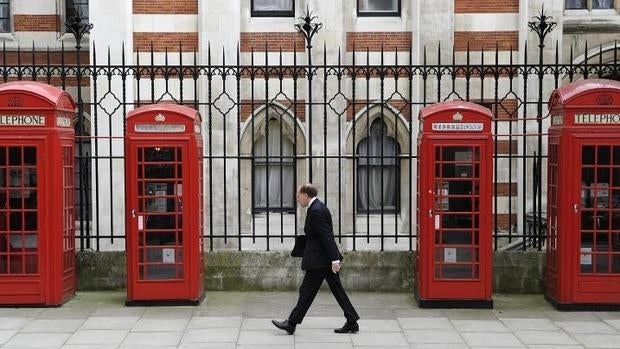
left=431, top=122, right=484, bottom=132
left=551, top=114, right=563, bottom=125
left=574, top=113, right=620, bottom=124
left=0, top=115, right=46, bottom=126
left=56, top=116, right=72, bottom=128
left=135, top=123, right=185, bottom=133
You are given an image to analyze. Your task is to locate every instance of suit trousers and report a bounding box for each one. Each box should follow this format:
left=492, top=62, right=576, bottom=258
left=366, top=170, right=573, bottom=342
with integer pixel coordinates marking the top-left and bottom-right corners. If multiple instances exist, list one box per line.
left=288, top=267, right=360, bottom=325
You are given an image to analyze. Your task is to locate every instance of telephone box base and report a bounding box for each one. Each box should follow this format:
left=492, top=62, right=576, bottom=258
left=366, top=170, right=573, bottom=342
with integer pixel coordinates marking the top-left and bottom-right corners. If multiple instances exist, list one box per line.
left=416, top=297, right=493, bottom=309
left=0, top=301, right=68, bottom=308
left=544, top=294, right=620, bottom=311
left=125, top=293, right=205, bottom=307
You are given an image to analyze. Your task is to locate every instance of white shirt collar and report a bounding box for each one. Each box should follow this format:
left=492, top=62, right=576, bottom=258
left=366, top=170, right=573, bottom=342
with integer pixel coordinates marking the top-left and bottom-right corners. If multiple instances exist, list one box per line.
left=308, top=197, right=317, bottom=208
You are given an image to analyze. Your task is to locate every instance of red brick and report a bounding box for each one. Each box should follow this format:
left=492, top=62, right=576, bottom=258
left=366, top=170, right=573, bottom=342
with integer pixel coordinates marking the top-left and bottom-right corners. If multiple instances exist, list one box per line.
left=240, top=32, right=305, bottom=52
left=474, top=99, right=518, bottom=120
left=495, top=213, right=518, bottom=231
left=494, top=182, right=517, bottom=196
left=346, top=32, right=412, bottom=52
left=133, top=33, right=198, bottom=52
left=240, top=100, right=305, bottom=122
left=14, top=15, right=60, bottom=32
left=454, top=31, right=518, bottom=52
left=0, top=51, right=90, bottom=65
left=496, top=140, right=518, bottom=154
left=133, top=0, right=198, bottom=14
left=2, top=76, right=89, bottom=87
left=135, top=100, right=198, bottom=108
left=455, top=0, right=519, bottom=13
left=346, top=100, right=411, bottom=121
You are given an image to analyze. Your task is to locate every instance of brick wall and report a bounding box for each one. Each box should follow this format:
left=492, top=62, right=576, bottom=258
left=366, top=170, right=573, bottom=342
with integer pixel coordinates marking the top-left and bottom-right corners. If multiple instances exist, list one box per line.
left=346, top=100, right=411, bottom=121
left=496, top=140, right=518, bottom=154
left=494, top=183, right=517, bottom=196
left=133, top=0, right=198, bottom=14
left=240, top=33, right=305, bottom=52
left=135, top=100, right=198, bottom=108
left=454, top=32, right=519, bottom=51
left=475, top=99, right=518, bottom=120
left=240, top=100, right=306, bottom=122
left=455, top=0, right=519, bottom=13
left=346, top=32, right=412, bottom=52
left=0, top=51, right=90, bottom=65
left=3, top=76, right=88, bottom=87
left=13, top=15, right=59, bottom=32
left=133, top=33, right=198, bottom=52
left=496, top=213, right=518, bottom=231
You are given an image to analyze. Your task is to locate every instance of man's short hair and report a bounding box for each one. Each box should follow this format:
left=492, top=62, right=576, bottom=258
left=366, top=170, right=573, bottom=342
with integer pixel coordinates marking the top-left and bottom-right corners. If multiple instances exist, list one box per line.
left=298, top=183, right=318, bottom=198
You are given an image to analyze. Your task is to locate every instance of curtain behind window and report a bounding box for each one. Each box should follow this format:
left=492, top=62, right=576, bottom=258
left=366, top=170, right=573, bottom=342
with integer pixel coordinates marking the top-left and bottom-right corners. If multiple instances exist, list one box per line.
left=358, top=0, right=398, bottom=12
left=253, top=119, right=295, bottom=211
left=67, top=0, right=89, bottom=17
left=565, top=0, right=587, bottom=8
left=357, top=120, right=399, bottom=211
left=594, top=0, right=614, bottom=8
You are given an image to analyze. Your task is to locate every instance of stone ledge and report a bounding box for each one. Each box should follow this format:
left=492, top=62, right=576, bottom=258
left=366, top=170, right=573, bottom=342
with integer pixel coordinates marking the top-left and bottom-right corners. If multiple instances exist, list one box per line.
left=76, top=250, right=544, bottom=293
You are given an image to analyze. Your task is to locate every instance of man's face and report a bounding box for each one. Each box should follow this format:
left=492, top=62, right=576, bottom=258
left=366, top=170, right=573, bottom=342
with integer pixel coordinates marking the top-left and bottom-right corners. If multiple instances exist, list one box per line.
left=297, top=191, right=310, bottom=207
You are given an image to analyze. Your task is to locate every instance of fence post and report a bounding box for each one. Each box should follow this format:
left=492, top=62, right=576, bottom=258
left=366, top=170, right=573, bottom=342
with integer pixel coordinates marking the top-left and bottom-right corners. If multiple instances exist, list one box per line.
left=65, top=10, right=93, bottom=250
left=295, top=6, right=322, bottom=183
left=528, top=6, right=556, bottom=241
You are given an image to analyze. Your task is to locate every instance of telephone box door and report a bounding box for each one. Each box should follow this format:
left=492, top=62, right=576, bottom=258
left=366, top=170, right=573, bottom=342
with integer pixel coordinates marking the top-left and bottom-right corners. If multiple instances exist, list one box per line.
left=126, top=142, right=190, bottom=300
left=0, top=141, right=44, bottom=303
left=425, top=140, right=491, bottom=298
left=573, top=140, right=620, bottom=303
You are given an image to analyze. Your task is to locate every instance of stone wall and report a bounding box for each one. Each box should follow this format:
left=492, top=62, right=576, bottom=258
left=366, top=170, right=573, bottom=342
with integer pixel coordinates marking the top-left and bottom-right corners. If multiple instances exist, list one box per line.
left=76, top=250, right=544, bottom=293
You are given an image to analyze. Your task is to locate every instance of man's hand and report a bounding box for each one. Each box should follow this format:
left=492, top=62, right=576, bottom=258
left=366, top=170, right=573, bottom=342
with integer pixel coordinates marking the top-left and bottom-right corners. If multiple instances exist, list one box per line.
left=331, top=261, right=341, bottom=273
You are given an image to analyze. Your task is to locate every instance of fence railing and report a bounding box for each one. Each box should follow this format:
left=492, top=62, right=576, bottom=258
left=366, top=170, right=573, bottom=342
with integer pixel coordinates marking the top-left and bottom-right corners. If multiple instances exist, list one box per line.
left=1, top=40, right=619, bottom=252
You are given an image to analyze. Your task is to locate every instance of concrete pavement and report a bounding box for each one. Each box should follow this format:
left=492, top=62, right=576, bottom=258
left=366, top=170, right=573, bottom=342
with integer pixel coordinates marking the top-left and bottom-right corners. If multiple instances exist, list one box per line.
left=0, top=291, right=619, bottom=348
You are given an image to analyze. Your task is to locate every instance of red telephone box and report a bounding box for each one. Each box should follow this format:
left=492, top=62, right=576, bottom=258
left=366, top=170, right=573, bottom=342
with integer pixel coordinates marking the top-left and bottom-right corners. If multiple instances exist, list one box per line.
left=125, top=104, right=204, bottom=305
left=0, top=81, right=76, bottom=306
left=546, top=78, right=620, bottom=310
left=415, top=101, right=493, bottom=308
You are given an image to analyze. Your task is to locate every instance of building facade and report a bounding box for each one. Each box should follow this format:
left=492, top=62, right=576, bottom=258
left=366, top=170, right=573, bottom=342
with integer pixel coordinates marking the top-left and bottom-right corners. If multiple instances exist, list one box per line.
left=0, top=0, right=619, bottom=252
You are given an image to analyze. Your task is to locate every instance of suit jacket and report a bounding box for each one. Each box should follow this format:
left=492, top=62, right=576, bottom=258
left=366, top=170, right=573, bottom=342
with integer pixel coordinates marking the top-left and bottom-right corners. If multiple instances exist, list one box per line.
left=301, top=199, right=342, bottom=271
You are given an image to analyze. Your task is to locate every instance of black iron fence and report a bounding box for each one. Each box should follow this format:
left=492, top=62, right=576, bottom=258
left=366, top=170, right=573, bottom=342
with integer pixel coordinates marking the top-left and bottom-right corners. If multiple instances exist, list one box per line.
left=1, top=38, right=619, bottom=252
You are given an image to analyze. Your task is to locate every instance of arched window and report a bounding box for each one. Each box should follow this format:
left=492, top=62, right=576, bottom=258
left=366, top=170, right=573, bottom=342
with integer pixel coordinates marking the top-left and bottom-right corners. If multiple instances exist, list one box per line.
left=253, top=118, right=295, bottom=213
left=356, top=119, right=400, bottom=213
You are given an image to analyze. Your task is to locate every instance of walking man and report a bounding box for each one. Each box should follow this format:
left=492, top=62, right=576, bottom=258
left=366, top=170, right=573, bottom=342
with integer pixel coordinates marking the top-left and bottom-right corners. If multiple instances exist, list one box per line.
left=272, top=183, right=360, bottom=335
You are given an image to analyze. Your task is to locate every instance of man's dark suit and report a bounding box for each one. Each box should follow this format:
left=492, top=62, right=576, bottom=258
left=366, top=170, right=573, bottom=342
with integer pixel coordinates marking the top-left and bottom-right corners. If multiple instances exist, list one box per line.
left=288, top=198, right=359, bottom=325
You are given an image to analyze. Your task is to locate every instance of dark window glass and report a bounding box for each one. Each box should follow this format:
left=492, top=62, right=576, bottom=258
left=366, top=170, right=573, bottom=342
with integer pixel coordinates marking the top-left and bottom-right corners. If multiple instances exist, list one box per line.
left=252, top=0, right=294, bottom=17
left=565, top=0, right=587, bottom=9
left=593, top=0, right=614, bottom=9
left=358, top=0, right=400, bottom=16
left=67, top=0, right=88, bottom=19
left=0, top=0, right=9, bottom=33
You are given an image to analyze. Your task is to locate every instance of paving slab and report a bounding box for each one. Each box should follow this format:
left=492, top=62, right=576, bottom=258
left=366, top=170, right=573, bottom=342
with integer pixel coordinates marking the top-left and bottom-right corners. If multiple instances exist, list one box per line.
left=0, top=291, right=619, bottom=349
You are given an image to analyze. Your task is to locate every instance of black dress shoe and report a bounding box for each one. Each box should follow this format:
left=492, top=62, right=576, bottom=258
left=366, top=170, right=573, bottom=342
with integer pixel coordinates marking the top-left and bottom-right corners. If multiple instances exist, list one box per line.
left=272, top=319, right=296, bottom=335
left=334, top=321, right=359, bottom=333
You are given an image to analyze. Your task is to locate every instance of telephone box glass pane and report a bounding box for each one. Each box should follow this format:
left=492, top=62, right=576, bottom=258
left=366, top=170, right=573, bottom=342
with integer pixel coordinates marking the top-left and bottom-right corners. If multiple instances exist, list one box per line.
left=580, top=144, right=620, bottom=275
left=0, top=146, right=38, bottom=275
left=612, top=233, right=620, bottom=273
left=433, top=145, right=480, bottom=280
left=136, top=146, right=184, bottom=281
